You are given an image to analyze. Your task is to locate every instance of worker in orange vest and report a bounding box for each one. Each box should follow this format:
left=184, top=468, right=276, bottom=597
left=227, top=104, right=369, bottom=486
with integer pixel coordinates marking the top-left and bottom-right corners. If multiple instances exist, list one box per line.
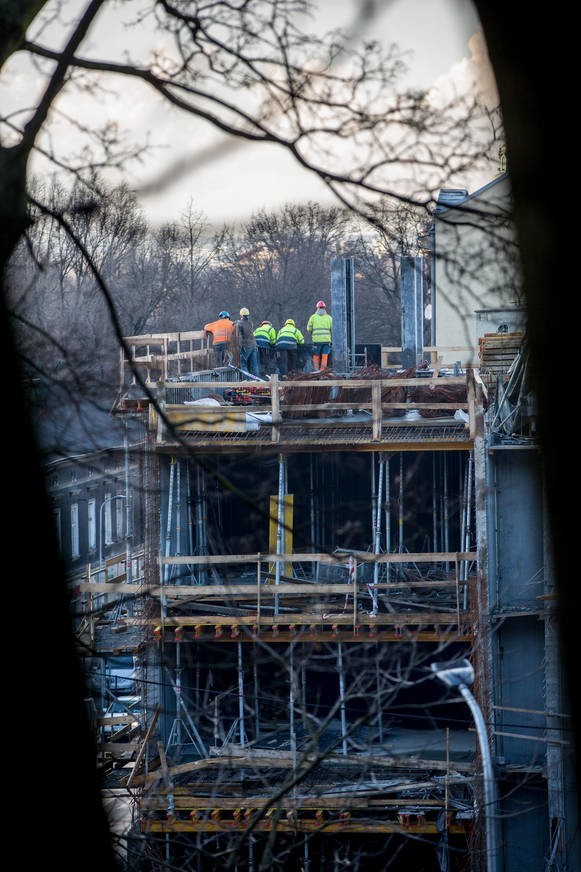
left=204, top=311, right=234, bottom=367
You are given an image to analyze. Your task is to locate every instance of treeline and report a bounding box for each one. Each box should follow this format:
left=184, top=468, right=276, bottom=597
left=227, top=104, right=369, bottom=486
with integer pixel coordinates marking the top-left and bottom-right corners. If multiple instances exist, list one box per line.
left=7, top=177, right=429, bottom=400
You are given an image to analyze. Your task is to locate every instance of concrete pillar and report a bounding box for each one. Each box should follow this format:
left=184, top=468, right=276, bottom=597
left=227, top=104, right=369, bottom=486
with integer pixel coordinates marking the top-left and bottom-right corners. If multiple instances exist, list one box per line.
left=400, top=256, right=424, bottom=369
left=330, top=255, right=355, bottom=372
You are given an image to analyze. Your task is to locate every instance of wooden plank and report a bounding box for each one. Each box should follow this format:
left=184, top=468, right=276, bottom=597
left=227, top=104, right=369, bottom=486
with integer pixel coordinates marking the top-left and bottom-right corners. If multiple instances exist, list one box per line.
left=125, top=330, right=206, bottom=343
left=145, top=579, right=471, bottom=598
left=278, top=402, right=468, bottom=411
left=143, top=820, right=470, bottom=834
left=97, top=741, right=140, bottom=755
left=133, top=750, right=473, bottom=786
left=126, top=705, right=160, bottom=789
left=160, top=551, right=477, bottom=565
left=145, top=794, right=456, bottom=810
left=165, top=377, right=467, bottom=390
left=96, top=715, right=135, bottom=726
left=78, top=582, right=144, bottom=593
left=145, top=612, right=469, bottom=627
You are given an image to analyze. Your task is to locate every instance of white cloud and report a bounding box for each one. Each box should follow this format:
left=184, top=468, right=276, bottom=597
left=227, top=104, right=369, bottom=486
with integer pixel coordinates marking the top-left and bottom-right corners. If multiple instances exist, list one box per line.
left=429, top=29, right=499, bottom=109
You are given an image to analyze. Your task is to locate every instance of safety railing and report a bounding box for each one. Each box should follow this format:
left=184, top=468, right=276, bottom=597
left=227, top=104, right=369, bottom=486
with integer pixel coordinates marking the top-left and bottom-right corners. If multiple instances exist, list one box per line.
left=119, top=330, right=213, bottom=388
left=152, top=373, right=478, bottom=444
left=71, top=548, right=146, bottom=646
left=80, top=551, right=477, bottom=637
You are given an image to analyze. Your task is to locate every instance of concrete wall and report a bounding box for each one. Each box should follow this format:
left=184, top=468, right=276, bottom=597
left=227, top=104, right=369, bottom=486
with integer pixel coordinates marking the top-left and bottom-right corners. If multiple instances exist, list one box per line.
left=486, top=445, right=581, bottom=872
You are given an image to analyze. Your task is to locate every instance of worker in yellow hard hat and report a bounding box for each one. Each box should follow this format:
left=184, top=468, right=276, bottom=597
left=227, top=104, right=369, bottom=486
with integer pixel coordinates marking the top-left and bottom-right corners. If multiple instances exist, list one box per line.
left=307, top=300, right=332, bottom=371
left=275, top=318, right=304, bottom=377
left=235, top=308, right=259, bottom=376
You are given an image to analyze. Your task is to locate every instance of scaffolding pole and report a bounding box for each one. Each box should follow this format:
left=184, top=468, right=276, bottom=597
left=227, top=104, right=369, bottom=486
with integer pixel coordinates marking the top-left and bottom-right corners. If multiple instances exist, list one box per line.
left=371, top=453, right=384, bottom=613
left=172, top=640, right=182, bottom=748
left=196, top=465, right=208, bottom=585
left=371, top=452, right=377, bottom=550
left=464, top=452, right=474, bottom=580
left=123, top=421, right=132, bottom=585
left=301, top=652, right=307, bottom=714
left=186, top=463, right=195, bottom=582
left=309, top=455, right=317, bottom=581
left=398, top=452, right=404, bottom=579
left=275, top=453, right=286, bottom=615
left=238, top=642, right=246, bottom=748
left=164, top=458, right=175, bottom=584
left=290, top=642, right=297, bottom=771
left=165, top=668, right=208, bottom=757
left=443, top=453, right=450, bottom=572
left=175, top=460, right=182, bottom=558
left=162, top=457, right=175, bottom=617
left=385, top=456, right=391, bottom=582
left=463, top=452, right=474, bottom=608
left=338, top=642, right=348, bottom=756
left=376, top=652, right=384, bottom=743
left=253, top=643, right=260, bottom=740
left=432, top=453, right=439, bottom=553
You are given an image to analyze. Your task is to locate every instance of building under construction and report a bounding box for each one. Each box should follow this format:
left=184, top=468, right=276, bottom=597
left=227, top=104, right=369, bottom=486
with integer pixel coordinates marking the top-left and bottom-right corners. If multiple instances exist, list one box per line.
left=64, top=181, right=579, bottom=872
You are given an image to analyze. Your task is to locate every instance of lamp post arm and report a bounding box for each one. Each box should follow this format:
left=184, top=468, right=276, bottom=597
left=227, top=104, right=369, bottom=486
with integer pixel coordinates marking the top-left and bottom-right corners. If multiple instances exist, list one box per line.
left=458, top=683, right=501, bottom=872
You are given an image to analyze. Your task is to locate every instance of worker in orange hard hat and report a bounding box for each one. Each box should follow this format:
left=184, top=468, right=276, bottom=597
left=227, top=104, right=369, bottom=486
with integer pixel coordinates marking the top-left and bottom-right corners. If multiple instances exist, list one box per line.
left=275, top=318, right=304, bottom=377
left=235, top=308, right=259, bottom=376
left=204, top=311, right=234, bottom=367
left=253, top=319, right=277, bottom=376
left=307, top=300, right=332, bottom=371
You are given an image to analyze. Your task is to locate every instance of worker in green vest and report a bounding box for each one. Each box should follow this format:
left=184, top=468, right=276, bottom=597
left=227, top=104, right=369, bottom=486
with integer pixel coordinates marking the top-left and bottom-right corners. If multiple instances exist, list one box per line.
left=253, top=319, right=277, bottom=376
left=307, top=300, right=332, bottom=370
left=275, top=318, right=304, bottom=377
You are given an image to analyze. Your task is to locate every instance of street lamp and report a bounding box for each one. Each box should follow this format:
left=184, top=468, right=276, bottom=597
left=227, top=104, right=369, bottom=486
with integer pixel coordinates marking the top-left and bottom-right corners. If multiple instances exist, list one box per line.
left=99, top=494, right=126, bottom=567
left=430, top=658, right=500, bottom=872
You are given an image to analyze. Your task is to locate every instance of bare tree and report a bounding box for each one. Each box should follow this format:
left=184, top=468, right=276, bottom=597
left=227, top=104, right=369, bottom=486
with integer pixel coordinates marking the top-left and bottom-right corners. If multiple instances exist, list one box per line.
left=214, top=202, right=350, bottom=329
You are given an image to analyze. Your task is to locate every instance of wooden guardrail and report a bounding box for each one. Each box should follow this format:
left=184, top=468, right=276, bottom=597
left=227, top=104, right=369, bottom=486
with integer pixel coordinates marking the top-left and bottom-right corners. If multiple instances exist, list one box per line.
left=381, top=345, right=477, bottom=368
left=78, top=551, right=477, bottom=633
left=155, top=375, right=472, bottom=443
left=120, top=330, right=213, bottom=386
left=119, top=331, right=481, bottom=390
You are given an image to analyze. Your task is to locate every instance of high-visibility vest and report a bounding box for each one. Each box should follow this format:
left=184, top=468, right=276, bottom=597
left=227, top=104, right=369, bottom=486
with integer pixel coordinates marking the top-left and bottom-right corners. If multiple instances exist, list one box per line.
left=254, top=324, right=276, bottom=347
left=307, top=311, right=332, bottom=344
left=204, top=317, right=234, bottom=345
left=275, top=324, right=304, bottom=349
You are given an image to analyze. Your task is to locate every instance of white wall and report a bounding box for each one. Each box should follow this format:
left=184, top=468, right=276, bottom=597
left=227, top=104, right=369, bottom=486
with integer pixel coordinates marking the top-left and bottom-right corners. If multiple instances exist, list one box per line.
left=433, top=174, right=524, bottom=365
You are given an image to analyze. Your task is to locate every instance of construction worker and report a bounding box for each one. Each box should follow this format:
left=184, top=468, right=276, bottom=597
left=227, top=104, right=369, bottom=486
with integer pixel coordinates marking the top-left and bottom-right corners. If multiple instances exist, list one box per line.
left=235, top=308, right=259, bottom=376
left=254, top=319, right=276, bottom=376
left=204, top=311, right=234, bottom=367
left=307, top=299, right=333, bottom=371
left=275, top=318, right=304, bottom=377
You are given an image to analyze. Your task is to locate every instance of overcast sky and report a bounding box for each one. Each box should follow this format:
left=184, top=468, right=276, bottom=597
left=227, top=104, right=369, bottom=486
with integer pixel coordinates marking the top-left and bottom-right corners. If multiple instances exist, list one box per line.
left=134, top=0, right=490, bottom=227
left=2, top=0, right=494, bottom=229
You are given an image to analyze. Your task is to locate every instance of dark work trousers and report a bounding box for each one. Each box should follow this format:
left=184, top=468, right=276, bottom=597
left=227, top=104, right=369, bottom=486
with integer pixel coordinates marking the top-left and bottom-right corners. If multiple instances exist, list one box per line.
left=257, top=345, right=273, bottom=376
left=277, top=347, right=297, bottom=376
